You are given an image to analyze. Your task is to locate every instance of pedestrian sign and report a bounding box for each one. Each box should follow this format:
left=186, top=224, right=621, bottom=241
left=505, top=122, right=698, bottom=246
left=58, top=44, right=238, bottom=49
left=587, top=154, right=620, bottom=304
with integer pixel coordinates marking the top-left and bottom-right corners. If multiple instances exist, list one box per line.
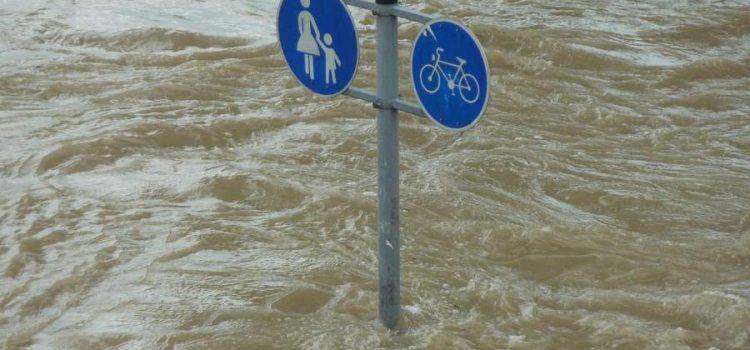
left=411, top=19, right=490, bottom=131
left=277, top=0, right=359, bottom=96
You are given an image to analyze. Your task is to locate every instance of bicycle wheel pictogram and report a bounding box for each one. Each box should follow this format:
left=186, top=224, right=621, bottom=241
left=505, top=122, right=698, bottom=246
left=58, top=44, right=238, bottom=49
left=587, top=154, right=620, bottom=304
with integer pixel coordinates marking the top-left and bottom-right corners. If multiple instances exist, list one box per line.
left=458, top=73, right=479, bottom=104
left=419, top=64, right=441, bottom=94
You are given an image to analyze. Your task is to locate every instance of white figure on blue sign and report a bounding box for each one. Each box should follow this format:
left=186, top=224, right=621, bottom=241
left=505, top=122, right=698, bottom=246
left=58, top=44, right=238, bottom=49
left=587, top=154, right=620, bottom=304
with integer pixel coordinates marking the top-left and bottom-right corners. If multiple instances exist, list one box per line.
left=296, top=0, right=320, bottom=80
left=419, top=47, right=480, bottom=104
left=319, top=33, right=341, bottom=84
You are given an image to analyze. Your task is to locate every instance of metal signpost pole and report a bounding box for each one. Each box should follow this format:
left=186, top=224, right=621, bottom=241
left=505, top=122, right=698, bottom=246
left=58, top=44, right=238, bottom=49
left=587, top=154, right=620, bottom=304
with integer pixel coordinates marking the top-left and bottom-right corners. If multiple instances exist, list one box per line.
left=279, top=0, right=488, bottom=332
left=375, top=0, right=400, bottom=330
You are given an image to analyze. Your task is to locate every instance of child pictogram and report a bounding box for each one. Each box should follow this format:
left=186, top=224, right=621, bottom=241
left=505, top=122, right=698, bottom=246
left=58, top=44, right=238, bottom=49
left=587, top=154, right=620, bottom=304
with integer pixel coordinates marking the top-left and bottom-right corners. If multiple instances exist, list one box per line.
left=319, top=34, right=341, bottom=84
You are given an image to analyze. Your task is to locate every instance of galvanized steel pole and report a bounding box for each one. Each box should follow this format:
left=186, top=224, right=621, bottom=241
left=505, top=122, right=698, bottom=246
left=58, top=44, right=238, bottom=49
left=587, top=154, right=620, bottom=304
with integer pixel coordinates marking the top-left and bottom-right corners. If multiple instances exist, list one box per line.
left=375, top=0, right=400, bottom=330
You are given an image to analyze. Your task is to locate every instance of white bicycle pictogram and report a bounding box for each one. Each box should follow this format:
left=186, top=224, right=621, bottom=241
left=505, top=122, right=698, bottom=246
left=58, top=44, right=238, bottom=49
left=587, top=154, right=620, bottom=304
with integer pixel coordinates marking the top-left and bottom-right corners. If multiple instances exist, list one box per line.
left=419, top=48, right=480, bottom=104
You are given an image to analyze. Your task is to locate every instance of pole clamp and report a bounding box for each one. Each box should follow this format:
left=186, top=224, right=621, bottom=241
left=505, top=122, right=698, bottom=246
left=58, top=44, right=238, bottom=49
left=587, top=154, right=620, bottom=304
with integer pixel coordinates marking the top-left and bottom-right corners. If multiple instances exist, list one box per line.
left=373, top=97, right=398, bottom=111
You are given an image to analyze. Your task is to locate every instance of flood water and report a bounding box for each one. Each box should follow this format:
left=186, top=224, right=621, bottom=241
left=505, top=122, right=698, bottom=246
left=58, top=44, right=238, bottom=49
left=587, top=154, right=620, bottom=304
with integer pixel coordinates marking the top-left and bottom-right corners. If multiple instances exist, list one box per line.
left=1, top=0, right=750, bottom=349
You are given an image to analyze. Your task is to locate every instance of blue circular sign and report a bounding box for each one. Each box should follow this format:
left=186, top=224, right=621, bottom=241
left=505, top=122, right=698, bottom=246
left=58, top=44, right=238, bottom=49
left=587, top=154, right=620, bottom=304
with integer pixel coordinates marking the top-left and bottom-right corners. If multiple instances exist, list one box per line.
left=277, top=0, right=359, bottom=96
left=411, top=19, right=490, bottom=131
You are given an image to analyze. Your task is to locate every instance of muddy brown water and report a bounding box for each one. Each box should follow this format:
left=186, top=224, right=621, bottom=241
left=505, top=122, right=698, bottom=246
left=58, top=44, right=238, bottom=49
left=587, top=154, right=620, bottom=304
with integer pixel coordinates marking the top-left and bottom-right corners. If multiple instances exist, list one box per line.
left=1, top=0, right=750, bottom=349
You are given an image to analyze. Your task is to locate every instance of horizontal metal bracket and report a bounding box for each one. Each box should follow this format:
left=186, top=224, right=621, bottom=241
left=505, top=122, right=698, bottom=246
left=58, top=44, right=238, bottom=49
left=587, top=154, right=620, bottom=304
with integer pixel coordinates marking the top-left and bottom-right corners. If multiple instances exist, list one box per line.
left=344, top=87, right=427, bottom=119
left=340, top=1, right=433, bottom=119
left=343, top=0, right=436, bottom=23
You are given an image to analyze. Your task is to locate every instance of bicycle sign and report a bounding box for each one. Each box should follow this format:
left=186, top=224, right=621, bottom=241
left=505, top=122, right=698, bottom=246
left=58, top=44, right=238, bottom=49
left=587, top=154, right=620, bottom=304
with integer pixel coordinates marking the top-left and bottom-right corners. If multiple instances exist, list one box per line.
left=411, top=19, right=489, bottom=131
